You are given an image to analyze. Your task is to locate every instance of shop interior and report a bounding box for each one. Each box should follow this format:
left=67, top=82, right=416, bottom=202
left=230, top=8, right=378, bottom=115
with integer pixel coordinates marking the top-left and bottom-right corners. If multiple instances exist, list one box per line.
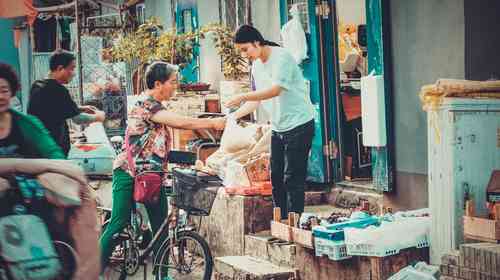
left=335, top=0, right=373, bottom=188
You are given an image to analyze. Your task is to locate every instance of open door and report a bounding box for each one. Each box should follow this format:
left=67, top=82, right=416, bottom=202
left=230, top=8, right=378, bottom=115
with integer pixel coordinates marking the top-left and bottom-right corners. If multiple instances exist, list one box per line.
left=176, top=0, right=199, bottom=83
left=322, top=0, right=394, bottom=191
left=279, top=0, right=338, bottom=184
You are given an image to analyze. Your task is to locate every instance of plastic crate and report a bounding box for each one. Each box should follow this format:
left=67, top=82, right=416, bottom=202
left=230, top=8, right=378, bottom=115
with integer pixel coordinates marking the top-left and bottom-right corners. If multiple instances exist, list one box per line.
left=314, top=238, right=351, bottom=261
left=345, top=235, right=429, bottom=257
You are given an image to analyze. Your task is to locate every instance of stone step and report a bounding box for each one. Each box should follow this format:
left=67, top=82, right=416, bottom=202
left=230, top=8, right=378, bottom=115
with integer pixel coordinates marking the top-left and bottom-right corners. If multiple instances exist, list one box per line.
left=304, top=191, right=329, bottom=206
left=244, top=232, right=297, bottom=268
left=327, top=187, right=384, bottom=214
left=214, top=256, right=296, bottom=280
left=303, top=204, right=352, bottom=218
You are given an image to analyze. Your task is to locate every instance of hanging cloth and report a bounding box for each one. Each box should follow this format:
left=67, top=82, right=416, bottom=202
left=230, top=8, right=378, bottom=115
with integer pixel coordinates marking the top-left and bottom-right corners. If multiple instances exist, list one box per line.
left=280, top=4, right=308, bottom=64
left=58, top=16, right=71, bottom=50
left=0, top=0, right=38, bottom=26
left=33, top=15, right=57, bottom=52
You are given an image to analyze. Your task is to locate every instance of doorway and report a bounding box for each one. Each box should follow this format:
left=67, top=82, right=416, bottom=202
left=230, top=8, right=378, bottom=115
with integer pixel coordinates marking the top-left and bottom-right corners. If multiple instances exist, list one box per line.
left=330, top=0, right=394, bottom=191
left=335, top=0, right=372, bottom=188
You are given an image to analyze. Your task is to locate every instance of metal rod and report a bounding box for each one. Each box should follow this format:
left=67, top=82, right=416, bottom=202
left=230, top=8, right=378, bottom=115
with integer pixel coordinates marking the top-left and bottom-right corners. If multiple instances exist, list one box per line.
left=75, top=0, right=84, bottom=105
left=36, top=2, right=76, bottom=12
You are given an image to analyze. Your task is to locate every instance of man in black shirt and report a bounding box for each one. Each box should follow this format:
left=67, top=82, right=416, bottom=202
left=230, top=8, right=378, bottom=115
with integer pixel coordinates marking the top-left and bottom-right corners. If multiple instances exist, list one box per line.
left=28, top=51, right=105, bottom=156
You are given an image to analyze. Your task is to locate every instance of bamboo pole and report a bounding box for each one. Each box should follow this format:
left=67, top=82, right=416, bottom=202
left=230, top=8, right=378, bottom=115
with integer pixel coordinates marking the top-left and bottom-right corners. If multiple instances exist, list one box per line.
left=75, top=0, right=84, bottom=105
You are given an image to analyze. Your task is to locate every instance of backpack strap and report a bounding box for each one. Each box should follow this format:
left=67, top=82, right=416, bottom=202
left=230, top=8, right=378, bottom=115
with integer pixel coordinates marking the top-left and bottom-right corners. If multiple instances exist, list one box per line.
left=124, top=129, right=136, bottom=177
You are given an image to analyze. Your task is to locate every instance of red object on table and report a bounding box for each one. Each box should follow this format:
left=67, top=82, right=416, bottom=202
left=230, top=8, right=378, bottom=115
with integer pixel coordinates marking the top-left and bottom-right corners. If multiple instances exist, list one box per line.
left=224, top=181, right=272, bottom=196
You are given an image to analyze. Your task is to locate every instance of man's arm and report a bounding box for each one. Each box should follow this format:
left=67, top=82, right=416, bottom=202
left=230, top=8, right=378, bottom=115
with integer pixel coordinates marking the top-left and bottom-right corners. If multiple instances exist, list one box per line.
left=71, top=111, right=105, bottom=124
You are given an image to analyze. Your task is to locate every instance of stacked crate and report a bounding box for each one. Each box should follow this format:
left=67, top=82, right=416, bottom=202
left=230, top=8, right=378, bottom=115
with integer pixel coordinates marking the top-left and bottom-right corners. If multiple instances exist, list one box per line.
left=440, top=243, right=500, bottom=280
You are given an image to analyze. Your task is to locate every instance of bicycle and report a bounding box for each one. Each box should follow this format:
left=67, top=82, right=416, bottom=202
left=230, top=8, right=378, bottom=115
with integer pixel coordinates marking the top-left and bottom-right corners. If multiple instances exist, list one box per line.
left=0, top=173, right=78, bottom=280
left=102, top=168, right=220, bottom=280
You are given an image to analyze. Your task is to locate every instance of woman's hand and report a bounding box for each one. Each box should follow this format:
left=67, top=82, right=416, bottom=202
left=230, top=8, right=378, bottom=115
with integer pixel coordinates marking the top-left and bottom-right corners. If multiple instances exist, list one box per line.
left=225, top=94, right=245, bottom=108
left=211, top=117, right=227, bottom=130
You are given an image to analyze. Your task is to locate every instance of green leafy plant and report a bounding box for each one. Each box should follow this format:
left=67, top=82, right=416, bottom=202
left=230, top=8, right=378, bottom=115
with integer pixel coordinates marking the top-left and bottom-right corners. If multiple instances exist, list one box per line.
left=107, top=19, right=248, bottom=81
left=107, top=17, right=199, bottom=69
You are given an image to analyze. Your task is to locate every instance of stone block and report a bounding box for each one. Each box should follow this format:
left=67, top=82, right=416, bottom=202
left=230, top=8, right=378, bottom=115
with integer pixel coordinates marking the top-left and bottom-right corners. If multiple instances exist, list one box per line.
left=197, top=191, right=273, bottom=257
left=214, top=256, right=295, bottom=280
left=304, top=191, right=326, bottom=206
left=441, top=264, right=450, bottom=276
left=244, top=234, right=297, bottom=268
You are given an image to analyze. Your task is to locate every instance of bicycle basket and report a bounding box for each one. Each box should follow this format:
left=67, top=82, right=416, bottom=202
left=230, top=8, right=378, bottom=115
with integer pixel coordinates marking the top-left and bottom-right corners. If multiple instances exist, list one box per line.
left=172, top=169, right=222, bottom=216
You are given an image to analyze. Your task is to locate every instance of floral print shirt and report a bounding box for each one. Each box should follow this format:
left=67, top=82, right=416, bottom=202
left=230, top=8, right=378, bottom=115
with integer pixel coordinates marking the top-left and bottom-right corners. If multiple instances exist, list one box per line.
left=113, top=95, right=171, bottom=175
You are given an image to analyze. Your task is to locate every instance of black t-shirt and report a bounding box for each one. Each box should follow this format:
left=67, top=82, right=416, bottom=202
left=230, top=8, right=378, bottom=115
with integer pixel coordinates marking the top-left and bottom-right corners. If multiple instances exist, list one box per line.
left=0, top=119, right=27, bottom=158
left=28, top=79, right=80, bottom=155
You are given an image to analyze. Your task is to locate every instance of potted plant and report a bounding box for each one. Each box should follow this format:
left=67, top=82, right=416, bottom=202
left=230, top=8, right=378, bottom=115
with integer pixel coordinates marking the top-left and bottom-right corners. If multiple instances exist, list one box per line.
left=105, top=17, right=200, bottom=94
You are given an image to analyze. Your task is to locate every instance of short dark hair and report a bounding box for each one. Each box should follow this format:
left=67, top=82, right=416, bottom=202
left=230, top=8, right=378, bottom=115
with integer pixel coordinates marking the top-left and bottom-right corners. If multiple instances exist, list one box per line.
left=49, top=50, right=76, bottom=71
left=0, top=62, right=20, bottom=95
left=145, top=62, right=177, bottom=90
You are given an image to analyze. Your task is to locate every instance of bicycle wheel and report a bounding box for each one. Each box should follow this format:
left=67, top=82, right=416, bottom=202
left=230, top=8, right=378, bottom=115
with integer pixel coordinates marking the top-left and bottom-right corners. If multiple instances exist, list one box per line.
left=102, top=236, right=139, bottom=280
left=154, top=231, right=213, bottom=280
left=53, top=240, right=78, bottom=280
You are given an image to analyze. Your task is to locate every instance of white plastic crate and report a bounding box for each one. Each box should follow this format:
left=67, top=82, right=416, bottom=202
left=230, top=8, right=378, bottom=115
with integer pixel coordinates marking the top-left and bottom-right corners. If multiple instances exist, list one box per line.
left=344, top=216, right=431, bottom=257
left=346, top=235, right=429, bottom=257
left=314, top=238, right=351, bottom=261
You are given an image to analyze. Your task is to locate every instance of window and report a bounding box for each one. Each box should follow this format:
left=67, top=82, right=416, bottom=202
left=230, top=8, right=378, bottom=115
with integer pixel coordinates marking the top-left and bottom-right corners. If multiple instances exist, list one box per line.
left=286, top=0, right=309, bottom=33
left=221, top=0, right=250, bottom=30
left=136, top=3, right=146, bottom=25
left=183, top=9, right=193, bottom=33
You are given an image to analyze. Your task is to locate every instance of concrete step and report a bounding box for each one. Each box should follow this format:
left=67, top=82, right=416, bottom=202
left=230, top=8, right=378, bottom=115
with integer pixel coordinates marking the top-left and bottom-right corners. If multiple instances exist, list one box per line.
left=244, top=232, right=297, bottom=268
left=303, top=204, right=352, bottom=218
left=304, top=191, right=329, bottom=206
left=214, top=256, right=296, bottom=280
left=327, top=187, right=384, bottom=214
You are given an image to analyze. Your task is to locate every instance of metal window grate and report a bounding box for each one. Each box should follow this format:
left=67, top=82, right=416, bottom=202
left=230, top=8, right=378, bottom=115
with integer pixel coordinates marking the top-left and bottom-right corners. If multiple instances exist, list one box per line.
left=222, top=0, right=249, bottom=30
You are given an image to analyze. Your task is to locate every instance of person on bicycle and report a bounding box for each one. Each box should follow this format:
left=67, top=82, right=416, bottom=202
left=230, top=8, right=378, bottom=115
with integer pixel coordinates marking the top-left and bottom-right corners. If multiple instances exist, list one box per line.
left=100, top=61, right=226, bottom=273
left=0, top=62, right=65, bottom=159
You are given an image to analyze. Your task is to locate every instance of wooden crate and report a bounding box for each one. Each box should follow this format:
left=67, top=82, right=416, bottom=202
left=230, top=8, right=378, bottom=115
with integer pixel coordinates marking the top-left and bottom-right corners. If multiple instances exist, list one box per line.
left=463, top=200, right=500, bottom=243
left=270, top=208, right=293, bottom=242
left=270, top=209, right=315, bottom=248
left=291, top=227, right=314, bottom=249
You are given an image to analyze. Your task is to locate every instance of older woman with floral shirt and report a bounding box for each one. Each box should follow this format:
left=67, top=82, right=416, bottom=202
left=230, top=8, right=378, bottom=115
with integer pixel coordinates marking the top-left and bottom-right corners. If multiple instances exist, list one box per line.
left=100, top=62, right=225, bottom=273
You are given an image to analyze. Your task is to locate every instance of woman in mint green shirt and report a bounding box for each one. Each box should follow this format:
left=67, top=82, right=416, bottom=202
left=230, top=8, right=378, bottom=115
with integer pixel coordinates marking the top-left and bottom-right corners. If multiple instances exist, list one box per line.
left=0, top=63, right=65, bottom=159
left=226, top=25, right=315, bottom=219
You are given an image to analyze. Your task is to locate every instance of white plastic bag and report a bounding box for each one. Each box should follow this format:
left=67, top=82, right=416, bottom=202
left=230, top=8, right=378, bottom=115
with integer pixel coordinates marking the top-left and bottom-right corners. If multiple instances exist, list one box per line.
left=219, top=118, right=257, bottom=153
left=281, top=4, right=308, bottom=64
left=222, top=160, right=251, bottom=187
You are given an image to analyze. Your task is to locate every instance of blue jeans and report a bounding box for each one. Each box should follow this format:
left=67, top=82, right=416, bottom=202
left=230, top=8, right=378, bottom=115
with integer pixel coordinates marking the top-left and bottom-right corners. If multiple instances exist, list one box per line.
left=271, top=120, right=314, bottom=219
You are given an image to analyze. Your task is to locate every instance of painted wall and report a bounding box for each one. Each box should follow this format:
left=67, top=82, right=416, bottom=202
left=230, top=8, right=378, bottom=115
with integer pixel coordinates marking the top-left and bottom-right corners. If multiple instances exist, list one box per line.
left=197, top=0, right=224, bottom=89
left=386, top=0, right=465, bottom=210
left=252, top=0, right=281, bottom=44
left=0, top=19, right=21, bottom=84
left=337, top=0, right=366, bottom=25
left=464, top=0, right=500, bottom=80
